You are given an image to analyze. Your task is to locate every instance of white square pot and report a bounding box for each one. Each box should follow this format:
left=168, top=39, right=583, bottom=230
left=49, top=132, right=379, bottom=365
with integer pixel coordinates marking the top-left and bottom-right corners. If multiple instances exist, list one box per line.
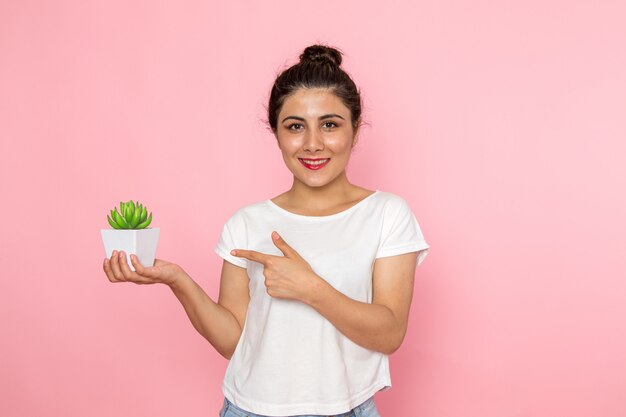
left=100, top=228, right=160, bottom=272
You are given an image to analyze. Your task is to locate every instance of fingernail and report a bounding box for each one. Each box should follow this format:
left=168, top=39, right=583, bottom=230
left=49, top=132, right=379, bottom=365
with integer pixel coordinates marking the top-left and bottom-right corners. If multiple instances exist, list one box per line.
left=272, top=231, right=279, bottom=239
left=230, top=250, right=237, bottom=255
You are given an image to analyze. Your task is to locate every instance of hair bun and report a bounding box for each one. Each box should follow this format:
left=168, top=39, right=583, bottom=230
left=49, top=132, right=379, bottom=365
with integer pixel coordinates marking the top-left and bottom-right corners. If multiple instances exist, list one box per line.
left=300, top=45, right=343, bottom=66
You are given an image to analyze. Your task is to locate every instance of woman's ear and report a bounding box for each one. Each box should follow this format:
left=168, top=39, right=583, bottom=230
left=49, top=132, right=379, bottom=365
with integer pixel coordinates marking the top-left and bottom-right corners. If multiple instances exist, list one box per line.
left=352, top=118, right=362, bottom=147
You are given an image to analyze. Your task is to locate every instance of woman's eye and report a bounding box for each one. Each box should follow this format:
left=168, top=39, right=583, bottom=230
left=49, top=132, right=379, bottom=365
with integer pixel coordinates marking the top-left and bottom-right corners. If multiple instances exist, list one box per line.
left=287, top=123, right=303, bottom=131
left=323, top=122, right=338, bottom=129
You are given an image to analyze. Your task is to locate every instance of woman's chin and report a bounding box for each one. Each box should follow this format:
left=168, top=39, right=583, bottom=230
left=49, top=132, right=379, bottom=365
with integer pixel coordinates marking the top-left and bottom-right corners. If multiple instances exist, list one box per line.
left=299, top=180, right=328, bottom=188
left=294, top=174, right=346, bottom=189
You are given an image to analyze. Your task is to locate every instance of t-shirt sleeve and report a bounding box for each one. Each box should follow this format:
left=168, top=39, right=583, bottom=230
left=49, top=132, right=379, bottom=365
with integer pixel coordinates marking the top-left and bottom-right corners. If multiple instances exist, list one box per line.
left=375, top=197, right=430, bottom=266
left=214, top=210, right=248, bottom=269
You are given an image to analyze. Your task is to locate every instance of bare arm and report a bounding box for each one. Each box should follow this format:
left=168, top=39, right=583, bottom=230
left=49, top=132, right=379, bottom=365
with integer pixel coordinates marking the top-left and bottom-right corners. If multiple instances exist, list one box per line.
left=168, top=260, right=250, bottom=359
left=306, top=252, right=419, bottom=354
left=104, top=251, right=250, bottom=360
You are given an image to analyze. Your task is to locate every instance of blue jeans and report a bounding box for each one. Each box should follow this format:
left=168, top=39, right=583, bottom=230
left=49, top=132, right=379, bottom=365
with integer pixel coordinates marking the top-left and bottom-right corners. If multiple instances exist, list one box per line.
left=218, top=396, right=382, bottom=417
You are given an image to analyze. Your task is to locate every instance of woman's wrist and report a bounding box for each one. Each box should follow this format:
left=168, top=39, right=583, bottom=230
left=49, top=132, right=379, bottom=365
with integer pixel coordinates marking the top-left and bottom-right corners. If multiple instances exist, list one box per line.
left=166, top=266, right=189, bottom=290
left=304, top=273, right=331, bottom=307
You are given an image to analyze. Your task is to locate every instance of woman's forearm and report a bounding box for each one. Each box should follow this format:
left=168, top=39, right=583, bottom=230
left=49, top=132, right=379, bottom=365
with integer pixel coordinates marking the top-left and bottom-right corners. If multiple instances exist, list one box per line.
left=168, top=272, right=242, bottom=359
left=305, top=276, right=404, bottom=354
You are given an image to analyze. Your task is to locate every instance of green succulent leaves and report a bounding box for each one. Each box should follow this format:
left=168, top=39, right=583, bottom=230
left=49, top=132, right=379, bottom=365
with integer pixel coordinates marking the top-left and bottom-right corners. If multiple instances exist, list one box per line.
left=107, top=200, right=153, bottom=229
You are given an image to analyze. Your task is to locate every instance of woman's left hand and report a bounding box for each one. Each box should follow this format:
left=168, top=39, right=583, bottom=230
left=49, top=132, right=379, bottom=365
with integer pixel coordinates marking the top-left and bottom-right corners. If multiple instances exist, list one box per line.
left=231, top=231, right=322, bottom=303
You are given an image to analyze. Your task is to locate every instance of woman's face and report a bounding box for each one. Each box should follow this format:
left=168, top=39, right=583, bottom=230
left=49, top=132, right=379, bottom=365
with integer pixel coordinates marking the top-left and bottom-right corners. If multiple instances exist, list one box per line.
left=274, top=87, right=359, bottom=190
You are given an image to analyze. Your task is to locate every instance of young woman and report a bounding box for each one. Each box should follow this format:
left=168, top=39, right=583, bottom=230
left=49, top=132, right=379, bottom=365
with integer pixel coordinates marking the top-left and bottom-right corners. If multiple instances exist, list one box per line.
left=103, top=44, right=430, bottom=417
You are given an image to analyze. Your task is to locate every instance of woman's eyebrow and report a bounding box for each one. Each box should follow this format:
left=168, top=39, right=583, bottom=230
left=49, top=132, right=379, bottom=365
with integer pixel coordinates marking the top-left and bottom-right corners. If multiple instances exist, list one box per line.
left=282, top=114, right=345, bottom=123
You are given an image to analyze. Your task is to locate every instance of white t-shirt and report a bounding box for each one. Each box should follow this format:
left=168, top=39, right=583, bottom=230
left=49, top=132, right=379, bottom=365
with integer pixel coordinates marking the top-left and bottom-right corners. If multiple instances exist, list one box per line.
left=213, top=189, right=429, bottom=416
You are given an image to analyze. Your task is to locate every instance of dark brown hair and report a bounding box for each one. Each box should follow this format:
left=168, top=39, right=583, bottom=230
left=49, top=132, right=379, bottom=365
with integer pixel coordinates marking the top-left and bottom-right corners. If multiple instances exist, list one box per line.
left=267, top=44, right=363, bottom=133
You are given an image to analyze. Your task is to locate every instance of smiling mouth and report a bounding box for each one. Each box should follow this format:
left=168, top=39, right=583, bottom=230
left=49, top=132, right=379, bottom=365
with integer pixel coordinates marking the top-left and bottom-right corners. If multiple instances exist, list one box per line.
left=299, top=158, right=330, bottom=170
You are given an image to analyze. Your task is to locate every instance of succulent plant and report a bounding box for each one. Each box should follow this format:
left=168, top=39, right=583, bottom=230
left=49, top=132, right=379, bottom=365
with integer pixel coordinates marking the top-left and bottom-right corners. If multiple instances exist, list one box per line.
left=107, top=200, right=153, bottom=229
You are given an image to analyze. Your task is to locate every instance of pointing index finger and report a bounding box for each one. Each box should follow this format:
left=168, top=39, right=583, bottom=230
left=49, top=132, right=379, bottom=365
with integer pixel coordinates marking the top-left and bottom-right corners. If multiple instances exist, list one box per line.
left=231, top=249, right=268, bottom=264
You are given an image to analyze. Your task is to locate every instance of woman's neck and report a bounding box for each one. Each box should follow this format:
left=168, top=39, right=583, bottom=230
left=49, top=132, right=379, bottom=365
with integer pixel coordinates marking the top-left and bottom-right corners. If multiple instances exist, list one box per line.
left=273, top=172, right=372, bottom=215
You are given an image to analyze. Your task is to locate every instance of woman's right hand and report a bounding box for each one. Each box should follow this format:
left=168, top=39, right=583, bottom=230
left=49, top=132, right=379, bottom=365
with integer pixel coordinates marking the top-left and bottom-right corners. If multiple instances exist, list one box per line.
left=103, top=250, right=183, bottom=287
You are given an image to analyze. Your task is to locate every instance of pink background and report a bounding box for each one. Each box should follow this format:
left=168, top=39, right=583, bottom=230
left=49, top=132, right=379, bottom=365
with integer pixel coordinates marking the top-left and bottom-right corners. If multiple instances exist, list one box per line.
left=1, top=1, right=625, bottom=416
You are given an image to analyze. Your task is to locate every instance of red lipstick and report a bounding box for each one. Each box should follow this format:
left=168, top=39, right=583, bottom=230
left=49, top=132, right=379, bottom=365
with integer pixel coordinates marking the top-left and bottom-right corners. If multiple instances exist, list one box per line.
left=299, top=158, right=330, bottom=170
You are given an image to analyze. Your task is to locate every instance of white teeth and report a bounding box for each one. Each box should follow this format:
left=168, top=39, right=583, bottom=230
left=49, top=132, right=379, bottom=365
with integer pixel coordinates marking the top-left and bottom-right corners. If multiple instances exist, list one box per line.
left=301, top=159, right=329, bottom=165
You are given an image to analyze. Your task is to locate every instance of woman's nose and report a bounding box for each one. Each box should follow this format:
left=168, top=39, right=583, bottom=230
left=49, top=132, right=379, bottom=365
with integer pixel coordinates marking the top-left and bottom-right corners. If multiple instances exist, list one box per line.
left=303, top=129, right=324, bottom=152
